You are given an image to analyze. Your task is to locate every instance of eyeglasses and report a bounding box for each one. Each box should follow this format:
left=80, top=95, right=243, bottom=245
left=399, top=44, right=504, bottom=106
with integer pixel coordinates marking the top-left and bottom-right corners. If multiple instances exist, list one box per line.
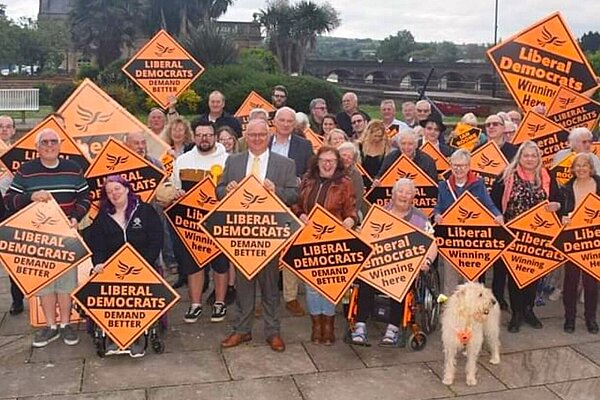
left=581, top=139, right=592, bottom=144
left=451, top=163, right=469, bottom=169
left=0, top=124, right=13, bottom=129
left=194, top=133, right=214, bottom=139
left=314, top=106, right=327, bottom=110
left=39, top=139, right=60, bottom=146
left=247, top=133, right=268, bottom=139
left=272, top=94, right=286, bottom=98
left=485, top=121, right=502, bottom=127
left=318, top=158, right=337, bottom=165
left=416, top=109, right=429, bottom=113
left=351, top=120, right=364, bottom=124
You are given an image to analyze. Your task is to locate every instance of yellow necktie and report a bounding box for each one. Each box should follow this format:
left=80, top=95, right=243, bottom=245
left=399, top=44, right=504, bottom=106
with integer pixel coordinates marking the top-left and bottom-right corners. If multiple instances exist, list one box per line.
left=251, top=156, right=261, bottom=178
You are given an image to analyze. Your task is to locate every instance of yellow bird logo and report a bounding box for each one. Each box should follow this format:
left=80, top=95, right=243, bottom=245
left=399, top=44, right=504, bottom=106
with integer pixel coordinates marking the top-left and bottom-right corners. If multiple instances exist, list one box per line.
left=457, top=206, right=480, bottom=223
left=477, top=154, right=500, bottom=169
left=526, top=123, right=546, bottom=138
left=106, top=154, right=129, bottom=171
left=115, top=261, right=142, bottom=280
left=537, top=26, right=566, bottom=48
left=240, top=189, right=267, bottom=209
left=74, top=105, right=113, bottom=133
left=32, top=210, right=58, bottom=228
left=369, top=221, right=393, bottom=239
left=558, top=96, right=575, bottom=109
left=196, top=190, right=217, bottom=207
left=584, top=207, right=600, bottom=224
left=155, top=43, right=175, bottom=57
left=530, top=214, right=553, bottom=231
left=312, top=222, right=336, bottom=239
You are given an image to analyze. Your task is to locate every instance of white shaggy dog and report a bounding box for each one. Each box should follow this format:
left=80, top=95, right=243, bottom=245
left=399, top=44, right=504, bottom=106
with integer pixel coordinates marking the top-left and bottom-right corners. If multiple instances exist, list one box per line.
left=441, top=282, right=500, bottom=386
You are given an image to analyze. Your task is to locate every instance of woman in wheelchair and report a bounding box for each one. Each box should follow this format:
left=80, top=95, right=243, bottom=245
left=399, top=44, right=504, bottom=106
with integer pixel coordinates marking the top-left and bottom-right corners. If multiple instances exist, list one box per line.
left=84, top=175, right=164, bottom=357
left=351, top=178, right=437, bottom=346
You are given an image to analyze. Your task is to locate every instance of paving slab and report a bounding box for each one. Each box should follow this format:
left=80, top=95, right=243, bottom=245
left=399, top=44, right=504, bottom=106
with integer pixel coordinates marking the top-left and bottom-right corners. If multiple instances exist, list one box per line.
left=0, top=333, right=22, bottom=348
left=571, top=340, right=600, bottom=365
left=29, top=332, right=94, bottom=363
left=294, top=363, right=451, bottom=400
left=547, top=376, right=600, bottom=400
left=0, top=292, right=13, bottom=312
left=223, top=342, right=317, bottom=380
left=426, top=360, right=506, bottom=396
left=0, top=359, right=82, bottom=398
left=20, top=389, right=146, bottom=400
left=82, top=349, right=229, bottom=392
left=0, top=276, right=9, bottom=294
left=148, top=376, right=303, bottom=400
left=438, top=386, right=562, bottom=400
left=483, top=346, right=600, bottom=388
left=303, top=341, right=365, bottom=372
left=163, top=321, right=229, bottom=353
left=0, top=333, right=31, bottom=365
left=0, top=311, right=34, bottom=336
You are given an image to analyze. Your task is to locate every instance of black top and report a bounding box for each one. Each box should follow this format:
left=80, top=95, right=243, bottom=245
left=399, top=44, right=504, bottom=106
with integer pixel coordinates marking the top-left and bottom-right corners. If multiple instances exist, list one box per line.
left=194, top=112, right=243, bottom=138
left=560, top=175, right=600, bottom=217
left=376, top=148, right=438, bottom=182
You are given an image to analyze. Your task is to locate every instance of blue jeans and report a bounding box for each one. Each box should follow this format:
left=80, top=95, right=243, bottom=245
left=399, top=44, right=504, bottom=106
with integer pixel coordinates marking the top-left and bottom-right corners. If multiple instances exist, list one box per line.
left=306, top=286, right=335, bottom=316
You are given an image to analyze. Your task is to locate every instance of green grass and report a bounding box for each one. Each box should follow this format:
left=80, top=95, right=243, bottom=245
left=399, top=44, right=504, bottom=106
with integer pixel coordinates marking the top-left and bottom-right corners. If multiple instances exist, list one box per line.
left=3, top=106, right=54, bottom=122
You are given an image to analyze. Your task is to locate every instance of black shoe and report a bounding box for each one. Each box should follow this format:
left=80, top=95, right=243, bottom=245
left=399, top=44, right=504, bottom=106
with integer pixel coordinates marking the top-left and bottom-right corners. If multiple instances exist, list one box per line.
left=564, top=319, right=575, bottom=333
left=498, top=299, right=509, bottom=312
left=508, top=313, right=521, bottom=333
left=586, top=320, right=599, bottom=334
left=206, top=289, right=216, bottom=305
left=9, top=302, right=24, bottom=315
left=225, top=285, right=237, bottom=305
left=523, top=309, right=543, bottom=329
left=172, top=276, right=187, bottom=289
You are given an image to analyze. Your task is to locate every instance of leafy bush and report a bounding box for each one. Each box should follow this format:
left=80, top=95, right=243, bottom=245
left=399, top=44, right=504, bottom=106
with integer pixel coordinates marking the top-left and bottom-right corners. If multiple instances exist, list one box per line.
left=77, top=65, right=101, bottom=81
left=143, top=89, right=202, bottom=115
left=50, top=82, right=77, bottom=109
left=239, top=48, right=281, bottom=74
left=34, top=83, right=52, bottom=106
left=103, top=84, right=142, bottom=114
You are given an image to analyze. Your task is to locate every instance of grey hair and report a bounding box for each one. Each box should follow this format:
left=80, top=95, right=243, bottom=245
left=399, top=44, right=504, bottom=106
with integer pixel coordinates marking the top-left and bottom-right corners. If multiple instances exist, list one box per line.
left=568, top=127, right=593, bottom=145
left=415, top=100, right=431, bottom=110
left=35, top=128, right=60, bottom=145
left=249, top=108, right=269, bottom=121
left=392, top=178, right=416, bottom=194
left=309, top=98, right=326, bottom=110
left=274, top=106, right=296, bottom=120
left=337, top=141, right=358, bottom=162
left=396, top=128, right=418, bottom=144
left=450, top=148, right=471, bottom=165
left=295, top=112, right=310, bottom=127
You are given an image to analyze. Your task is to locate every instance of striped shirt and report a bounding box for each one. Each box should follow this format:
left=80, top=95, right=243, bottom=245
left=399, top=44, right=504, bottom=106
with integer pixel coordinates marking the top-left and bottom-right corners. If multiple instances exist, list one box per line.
left=5, top=158, right=91, bottom=221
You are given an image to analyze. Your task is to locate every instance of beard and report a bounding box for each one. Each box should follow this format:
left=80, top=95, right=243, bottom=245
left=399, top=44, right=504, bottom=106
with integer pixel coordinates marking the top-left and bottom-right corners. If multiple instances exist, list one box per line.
left=198, top=141, right=215, bottom=152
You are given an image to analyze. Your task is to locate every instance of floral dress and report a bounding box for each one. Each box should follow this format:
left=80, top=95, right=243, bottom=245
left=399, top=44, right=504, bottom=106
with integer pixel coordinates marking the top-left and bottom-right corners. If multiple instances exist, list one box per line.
left=504, top=174, right=547, bottom=222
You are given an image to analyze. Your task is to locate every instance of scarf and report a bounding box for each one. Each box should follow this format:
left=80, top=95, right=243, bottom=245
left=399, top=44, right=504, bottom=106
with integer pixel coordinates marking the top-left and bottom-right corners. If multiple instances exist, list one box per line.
left=501, top=165, right=550, bottom=213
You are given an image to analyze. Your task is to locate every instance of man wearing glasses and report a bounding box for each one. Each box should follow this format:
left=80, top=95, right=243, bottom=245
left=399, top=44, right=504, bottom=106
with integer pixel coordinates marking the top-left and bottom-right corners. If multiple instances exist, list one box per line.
left=5, top=128, right=90, bottom=348
left=271, top=85, right=288, bottom=109
left=350, top=112, right=367, bottom=141
left=473, top=114, right=517, bottom=162
left=171, top=121, right=230, bottom=324
left=308, top=98, right=328, bottom=135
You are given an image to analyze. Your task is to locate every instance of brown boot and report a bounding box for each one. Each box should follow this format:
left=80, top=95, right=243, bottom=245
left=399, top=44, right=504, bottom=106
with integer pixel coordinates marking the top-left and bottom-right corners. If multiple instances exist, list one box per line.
left=310, top=315, right=323, bottom=344
left=322, top=315, right=335, bottom=346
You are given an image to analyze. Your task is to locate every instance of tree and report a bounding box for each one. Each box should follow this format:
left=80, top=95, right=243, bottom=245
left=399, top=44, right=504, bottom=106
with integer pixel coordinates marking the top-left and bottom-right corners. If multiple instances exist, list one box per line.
left=183, top=22, right=239, bottom=66
left=260, top=0, right=340, bottom=74
left=70, top=0, right=142, bottom=69
left=376, top=30, right=415, bottom=62
left=581, top=31, right=600, bottom=54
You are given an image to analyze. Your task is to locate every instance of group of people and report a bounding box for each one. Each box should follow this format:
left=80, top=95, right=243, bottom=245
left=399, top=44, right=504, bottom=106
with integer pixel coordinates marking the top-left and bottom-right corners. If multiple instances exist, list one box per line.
left=1, top=84, right=599, bottom=357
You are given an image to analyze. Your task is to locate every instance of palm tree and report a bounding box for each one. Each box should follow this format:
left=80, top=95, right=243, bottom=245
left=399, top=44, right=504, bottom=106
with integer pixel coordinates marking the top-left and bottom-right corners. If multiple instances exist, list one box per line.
left=260, top=0, right=340, bottom=74
left=70, top=0, right=142, bottom=69
left=183, top=22, right=239, bottom=66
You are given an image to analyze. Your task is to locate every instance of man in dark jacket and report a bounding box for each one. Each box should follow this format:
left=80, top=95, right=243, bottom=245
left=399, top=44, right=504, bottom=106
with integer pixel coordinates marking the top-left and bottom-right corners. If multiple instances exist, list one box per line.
left=195, top=91, right=242, bottom=138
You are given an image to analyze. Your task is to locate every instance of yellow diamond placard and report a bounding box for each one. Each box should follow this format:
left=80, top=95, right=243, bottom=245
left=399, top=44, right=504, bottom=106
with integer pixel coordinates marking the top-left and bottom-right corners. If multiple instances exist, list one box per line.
left=122, top=29, right=205, bottom=109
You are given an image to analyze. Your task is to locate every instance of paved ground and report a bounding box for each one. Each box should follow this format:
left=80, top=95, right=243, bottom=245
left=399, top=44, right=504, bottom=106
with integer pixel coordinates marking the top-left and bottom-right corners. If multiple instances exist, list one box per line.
left=2, top=266, right=600, bottom=400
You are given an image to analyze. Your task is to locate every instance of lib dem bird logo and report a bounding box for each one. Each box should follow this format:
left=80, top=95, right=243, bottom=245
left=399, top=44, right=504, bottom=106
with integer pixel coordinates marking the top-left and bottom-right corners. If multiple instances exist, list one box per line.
left=115, top=261, right=142, bottom=280
left=312, top=222, right=335, bottom=240
left=537, top=26, right=566, bottom=48
left=155, top=43, right=175, bottom=57
left=74, top=105, right=113, bottom=133
left=196, top=190, right=217, bottom=207
left=477, top=154, right=500, bottom=169
left=558, top=96, right=576, bottom=109
left=530, top=214, right=553, bottom=231
left=32, top=210, right=58, bottom=228
left=396, top=170, right=416, bottom=180
left=457, top=207, right=480, bottom=223
left=526, top=123, right=546, bottom=138
left=369, top=221, right=393, bottom=239
left=584, top=207, right=600, bottom=224
left=106, top=154, right=129, bottom=171
left=241, top=189, right=267, bottom=209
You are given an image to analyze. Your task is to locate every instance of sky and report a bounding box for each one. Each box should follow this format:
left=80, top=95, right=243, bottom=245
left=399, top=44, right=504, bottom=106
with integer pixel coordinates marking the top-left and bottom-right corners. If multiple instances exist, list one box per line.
left=3, top=0, right=599, bottom=44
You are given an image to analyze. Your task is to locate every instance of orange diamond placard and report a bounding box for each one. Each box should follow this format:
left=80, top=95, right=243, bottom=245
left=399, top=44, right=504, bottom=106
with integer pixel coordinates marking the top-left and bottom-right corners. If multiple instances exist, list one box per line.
left=358, top=205, right=434, bottom=303
left=85, top=138, right=166, bottom=211
left=549, top=151, right=574, bottom=186
left=164, top=177, right=221, bottom=267
left=547, top=86, right=600, bottom=132
left=364, top=154, right=438, bottom=215
left=449, top=123, right=481, bottom=151
left=592, top=142, right=600, bottom=158
left=304, top=128, right=324, bottom=153
left=57, top=78, right=169, bottom=160
left=551, top=193, right=600, bottom=280
left=0, top=198, right=91, bottom=297
left=280, top=205, right=373, bottom=304
left=470, top=141, right=509, bottom=191
left=234, top=91, right=277, bottom=133
left=72, top=244, right=180, bottom=349
left=420, top=141, right=450, bottom=181
left=434, top=192, right=516, bottom=281
left=122, top=29, right=205, bottom=109
left=487, top=12, right=599, bottom=112
left=502, top=201, right=565, bottom=289
left=511, top=111, right=569, bottom=168
left=200, top=175, right=303, bottom=279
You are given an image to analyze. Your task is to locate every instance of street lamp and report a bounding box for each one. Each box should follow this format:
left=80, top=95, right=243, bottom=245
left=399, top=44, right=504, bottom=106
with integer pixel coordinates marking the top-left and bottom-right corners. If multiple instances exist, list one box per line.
left=492, top=0, right=499, bottom=97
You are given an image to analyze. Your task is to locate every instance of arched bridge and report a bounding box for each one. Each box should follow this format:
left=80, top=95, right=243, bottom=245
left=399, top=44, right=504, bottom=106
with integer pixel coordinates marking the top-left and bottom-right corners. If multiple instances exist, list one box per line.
left=303, top=59, right=498, bottom=92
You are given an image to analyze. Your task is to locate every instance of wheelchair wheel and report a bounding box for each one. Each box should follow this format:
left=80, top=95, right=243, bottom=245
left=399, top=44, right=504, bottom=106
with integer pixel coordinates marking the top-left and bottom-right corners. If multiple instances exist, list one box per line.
left=420, top=269, right=441, bottom=334
left=407, top=331, right=427, bottom=351
left=151, top=339, right=165, bottom=354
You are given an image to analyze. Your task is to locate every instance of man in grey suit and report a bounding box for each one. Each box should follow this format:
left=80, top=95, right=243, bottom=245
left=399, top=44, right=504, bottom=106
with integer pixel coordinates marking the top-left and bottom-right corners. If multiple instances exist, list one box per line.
left=217, top=118, right=298, bottom=352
